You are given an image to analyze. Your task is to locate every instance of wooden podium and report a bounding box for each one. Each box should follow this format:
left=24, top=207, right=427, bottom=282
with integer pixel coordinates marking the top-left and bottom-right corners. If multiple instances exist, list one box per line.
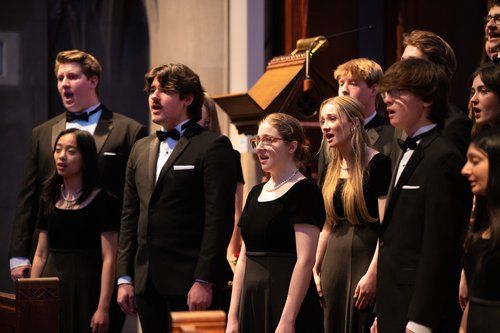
left=0, top=277, right=59, bottom=333
left=214, top=52, right=337, bottom=135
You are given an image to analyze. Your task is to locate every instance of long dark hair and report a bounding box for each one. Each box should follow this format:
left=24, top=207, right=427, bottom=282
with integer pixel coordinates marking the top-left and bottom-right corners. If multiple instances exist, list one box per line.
left=469, top=62, right=500, bottom=136
left=464, top=129, right=500, bottom=253
left=41, top=128, right=99, bottom=213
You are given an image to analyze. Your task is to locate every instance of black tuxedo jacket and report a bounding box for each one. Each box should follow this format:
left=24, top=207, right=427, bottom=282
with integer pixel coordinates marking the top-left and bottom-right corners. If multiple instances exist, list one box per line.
left=365, top=113, right=395, bottom=157
left=116, top=122, right=236, bottom=296
left=376, top=128, right=471, bottom=332
left=389, top=104, right=471, bottom=169
left=9, top=106, right=147, bottom=258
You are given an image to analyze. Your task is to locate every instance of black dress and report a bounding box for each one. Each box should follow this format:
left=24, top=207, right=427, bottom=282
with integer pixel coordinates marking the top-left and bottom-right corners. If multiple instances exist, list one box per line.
left=38, top=190, right=120, bottom=333
left=320, top=153, right=391, bottom=333
left=238, top=179, right=325, bottom=333
left=463, top=238, right=500, bottom=332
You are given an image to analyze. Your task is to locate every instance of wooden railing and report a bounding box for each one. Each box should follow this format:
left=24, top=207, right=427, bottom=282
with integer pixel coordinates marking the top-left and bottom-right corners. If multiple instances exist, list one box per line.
left=0, top=278, right=59, bottom=333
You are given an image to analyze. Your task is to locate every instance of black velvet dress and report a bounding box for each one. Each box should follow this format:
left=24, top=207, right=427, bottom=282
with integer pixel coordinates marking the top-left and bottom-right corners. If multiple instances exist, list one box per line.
left=38, top=190, right=120, bottom=333
left=463, top=237, right=500, bottom=332
left=238, top=179, right=325, bottom=332
left=320, top=153, right=391, bottom=333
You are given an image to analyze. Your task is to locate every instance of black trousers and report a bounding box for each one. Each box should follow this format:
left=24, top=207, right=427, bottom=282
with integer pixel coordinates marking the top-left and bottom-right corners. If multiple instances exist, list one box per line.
left=136, top=277, right=187, bottom=333
left=136, top=275, right=230, bottom=333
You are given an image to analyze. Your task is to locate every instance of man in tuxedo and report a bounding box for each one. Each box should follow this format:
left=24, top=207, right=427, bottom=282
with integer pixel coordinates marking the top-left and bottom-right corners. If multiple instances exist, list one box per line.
left=485, top=0, right=500, bottom=61
left=397, top=30, right=472, bottom=159
left=9, top=49, right=147, bottom=331
left=116, top=64, right=236, bottom=332
left=318, top=58, right=394, bottom=185
left=373, top=58, right=471, bottom=332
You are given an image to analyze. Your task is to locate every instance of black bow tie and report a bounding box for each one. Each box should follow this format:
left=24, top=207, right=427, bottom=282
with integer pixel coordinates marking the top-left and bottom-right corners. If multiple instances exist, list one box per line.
left=398, top=132, right=427, bottom=152
left=156, top=129, right=180, bottom=141
left=66, top=107, right=101, bottom=122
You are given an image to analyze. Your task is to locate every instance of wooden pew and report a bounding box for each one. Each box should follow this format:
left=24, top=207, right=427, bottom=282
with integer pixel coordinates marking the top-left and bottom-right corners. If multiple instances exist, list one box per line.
left=0, top=277, right=59, bottom=333
left=171, top=310, right=226, bottom=333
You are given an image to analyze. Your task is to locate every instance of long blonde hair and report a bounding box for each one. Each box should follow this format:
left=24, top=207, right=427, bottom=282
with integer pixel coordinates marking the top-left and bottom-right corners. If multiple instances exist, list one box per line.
left=321, top=96, right=376, bottom=229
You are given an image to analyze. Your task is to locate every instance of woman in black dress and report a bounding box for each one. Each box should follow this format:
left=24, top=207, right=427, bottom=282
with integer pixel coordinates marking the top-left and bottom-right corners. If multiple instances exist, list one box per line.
left=313, top=96, right=391, bottom=333
left=226, top=113, right=324, bottom=333
left=31, top=128, right=119, bottom=333
left=460, top=129, right=500, bottom=332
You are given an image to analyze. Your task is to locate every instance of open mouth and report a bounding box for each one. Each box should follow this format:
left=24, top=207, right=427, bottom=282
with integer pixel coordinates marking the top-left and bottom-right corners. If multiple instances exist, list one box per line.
left=488, top=31, right=500, bottom=39
left=63, top=92, right=74, bottom=101
left=258, top=154, right=269, bottom=163
left=151, top=103, right=162, bottom=111
left=472, top=107, right=482, bottom=118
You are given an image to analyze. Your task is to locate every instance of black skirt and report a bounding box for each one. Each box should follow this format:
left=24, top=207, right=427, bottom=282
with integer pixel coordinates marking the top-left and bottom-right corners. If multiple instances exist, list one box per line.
left=238, top=251, right=323, bottom=333
left=467, top=297, right=500, bottom=333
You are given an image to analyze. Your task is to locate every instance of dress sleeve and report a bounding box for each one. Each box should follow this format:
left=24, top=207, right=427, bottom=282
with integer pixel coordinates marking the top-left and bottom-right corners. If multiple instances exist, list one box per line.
left=238, top=184, right=260, bottom=228
left=99, top=191, right=121, bottom=232
left=290, top=181, right=325, bottom=229
left=370, top=153, right=392, bottom=197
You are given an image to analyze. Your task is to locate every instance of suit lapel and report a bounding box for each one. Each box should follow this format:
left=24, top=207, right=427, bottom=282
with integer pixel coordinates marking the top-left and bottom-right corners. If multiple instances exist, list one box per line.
left=51, top=117, right=66, bottom=148
left=93, top=107, right=113, bottom=154
left=383, top=128, right=440, bottom=225
left=152, top=121, right=201, bottom=187
left=156, top=137, right=190, bottom=185
left=384, top=148, right=403, bottom=213
left=148, top=138, right=160, bottom=193
left=383, top=147, right=423, bottom=226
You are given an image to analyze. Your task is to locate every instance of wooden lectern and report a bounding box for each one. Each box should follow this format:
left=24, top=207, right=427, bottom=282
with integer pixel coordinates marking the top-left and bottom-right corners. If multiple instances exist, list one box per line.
left=0, top=277, right=59, bottom=333
left=213, top=52, right=337, bottom=135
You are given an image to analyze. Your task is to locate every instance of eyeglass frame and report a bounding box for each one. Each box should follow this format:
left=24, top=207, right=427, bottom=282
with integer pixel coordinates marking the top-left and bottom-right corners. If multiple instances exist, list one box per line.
left=485, top=14, right=500, bottom=26
left=250, top=135, right=288, bottom=149
left=380, top=88, right=408, bottom=100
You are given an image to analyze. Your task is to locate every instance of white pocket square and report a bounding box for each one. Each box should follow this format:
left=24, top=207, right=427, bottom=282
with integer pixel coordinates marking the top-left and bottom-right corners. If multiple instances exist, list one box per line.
left=402, top=185, right=420, bottom=189
left=173, top=165, right=195, bottom=170
left=103, top=152, right=117, bottom=156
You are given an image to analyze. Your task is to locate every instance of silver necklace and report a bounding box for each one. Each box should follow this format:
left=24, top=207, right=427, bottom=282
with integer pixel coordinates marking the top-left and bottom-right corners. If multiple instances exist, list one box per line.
left=265, top=169, right=299, bottom=192
left=60, top=185, right=82, bottom=208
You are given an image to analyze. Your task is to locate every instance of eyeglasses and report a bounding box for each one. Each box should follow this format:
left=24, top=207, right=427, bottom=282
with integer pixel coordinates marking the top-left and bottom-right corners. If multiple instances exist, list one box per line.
left=381, top=88, right=407, bottom=100
left=250, top=135, right=286, bottom=149
left=485, top=14, right=500, bottom=25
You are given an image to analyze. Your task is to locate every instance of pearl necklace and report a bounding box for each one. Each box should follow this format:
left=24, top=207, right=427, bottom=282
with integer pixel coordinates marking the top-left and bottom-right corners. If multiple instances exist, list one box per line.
left=60, top=185, right=82, bottom=208
left=265, top=169, right=299, bottom=192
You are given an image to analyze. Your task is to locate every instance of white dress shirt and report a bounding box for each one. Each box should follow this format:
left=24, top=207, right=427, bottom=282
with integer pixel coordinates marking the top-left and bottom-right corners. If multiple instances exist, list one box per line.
left=363, top=111, right=377, bottom=126
left=65, top=103, right=102, bottom=134
left=394, top=124, right=436, bottom=186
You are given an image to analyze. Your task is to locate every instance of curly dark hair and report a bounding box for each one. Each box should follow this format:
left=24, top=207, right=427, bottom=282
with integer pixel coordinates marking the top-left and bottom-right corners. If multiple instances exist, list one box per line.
left=144, top=63, right=204, bottom=122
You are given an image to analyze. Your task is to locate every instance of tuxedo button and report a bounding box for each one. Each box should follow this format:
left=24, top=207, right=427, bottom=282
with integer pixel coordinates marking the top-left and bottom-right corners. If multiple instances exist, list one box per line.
left=379, top=241, right=384, bottom=247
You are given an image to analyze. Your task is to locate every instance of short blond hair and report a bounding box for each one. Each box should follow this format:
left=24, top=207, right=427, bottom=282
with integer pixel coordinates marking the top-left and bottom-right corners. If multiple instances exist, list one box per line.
left=333, top=58, right=383, bottom=87
left=54, top=50, right=102, bottom=92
